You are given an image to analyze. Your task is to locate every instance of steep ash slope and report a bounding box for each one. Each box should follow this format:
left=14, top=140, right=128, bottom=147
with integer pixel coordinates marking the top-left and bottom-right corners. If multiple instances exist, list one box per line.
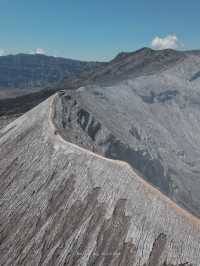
left=0, top=94, right=200, bottom=265
left=55, top=50, right=200, bottom=217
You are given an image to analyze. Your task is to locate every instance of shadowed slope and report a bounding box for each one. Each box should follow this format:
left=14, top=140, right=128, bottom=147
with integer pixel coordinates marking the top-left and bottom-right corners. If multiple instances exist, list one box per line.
left=0, top=94, right=200, bottom=265
left=54, top=49, right=200, bottom=218
left=0, top=88, right=57, bottom=129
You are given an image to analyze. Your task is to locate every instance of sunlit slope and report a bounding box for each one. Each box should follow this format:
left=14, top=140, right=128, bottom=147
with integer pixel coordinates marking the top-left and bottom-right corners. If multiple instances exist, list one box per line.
left=0, top=94, right=200, bottom=265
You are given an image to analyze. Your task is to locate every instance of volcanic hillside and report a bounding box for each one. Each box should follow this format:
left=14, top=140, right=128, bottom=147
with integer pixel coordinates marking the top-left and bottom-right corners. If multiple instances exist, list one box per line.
left=54, top=48, right=200, bottom=218
left=0, top=94, right=200, bottom=265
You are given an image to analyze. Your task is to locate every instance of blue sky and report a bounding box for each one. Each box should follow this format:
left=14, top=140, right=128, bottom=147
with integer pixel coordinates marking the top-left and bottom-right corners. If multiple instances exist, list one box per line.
left=0, top=0, right=199, bottom=61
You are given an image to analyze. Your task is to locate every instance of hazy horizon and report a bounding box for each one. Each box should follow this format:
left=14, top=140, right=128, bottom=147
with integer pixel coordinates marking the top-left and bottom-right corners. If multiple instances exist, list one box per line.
left=1, top=0, right=200, bottom=61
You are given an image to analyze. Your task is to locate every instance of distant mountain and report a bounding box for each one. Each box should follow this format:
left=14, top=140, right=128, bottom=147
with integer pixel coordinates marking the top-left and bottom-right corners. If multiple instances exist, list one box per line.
left=0, top=53, right=103, bottom=96
left=61, top=47, right=185, bottom=88
left=85, top=47, right=185, bottom=84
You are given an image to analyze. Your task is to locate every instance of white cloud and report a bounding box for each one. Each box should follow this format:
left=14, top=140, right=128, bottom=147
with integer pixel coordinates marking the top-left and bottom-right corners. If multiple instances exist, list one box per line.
left=151, top=34, right=183, bottom=50
left=0, top=49, right=4, bottom=56
left=36, top=48, right=45, bottom=54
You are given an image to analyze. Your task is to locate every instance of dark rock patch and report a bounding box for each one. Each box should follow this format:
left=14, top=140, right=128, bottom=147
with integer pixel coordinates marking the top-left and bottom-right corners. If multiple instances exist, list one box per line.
left=140, top=90, right=178, bottom=104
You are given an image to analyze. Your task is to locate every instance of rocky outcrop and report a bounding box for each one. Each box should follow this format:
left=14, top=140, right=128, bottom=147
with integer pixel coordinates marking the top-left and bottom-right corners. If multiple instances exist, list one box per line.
left=0, top=94, right=199, bottom=265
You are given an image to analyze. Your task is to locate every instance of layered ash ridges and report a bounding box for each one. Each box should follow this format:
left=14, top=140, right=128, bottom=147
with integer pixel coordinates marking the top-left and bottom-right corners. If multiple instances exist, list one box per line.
left=0, top=95, right=199, bottom=265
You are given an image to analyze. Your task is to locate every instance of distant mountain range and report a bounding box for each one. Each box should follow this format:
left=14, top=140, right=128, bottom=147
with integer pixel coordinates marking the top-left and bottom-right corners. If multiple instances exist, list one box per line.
left=0, top=53, right=102, bottom=98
